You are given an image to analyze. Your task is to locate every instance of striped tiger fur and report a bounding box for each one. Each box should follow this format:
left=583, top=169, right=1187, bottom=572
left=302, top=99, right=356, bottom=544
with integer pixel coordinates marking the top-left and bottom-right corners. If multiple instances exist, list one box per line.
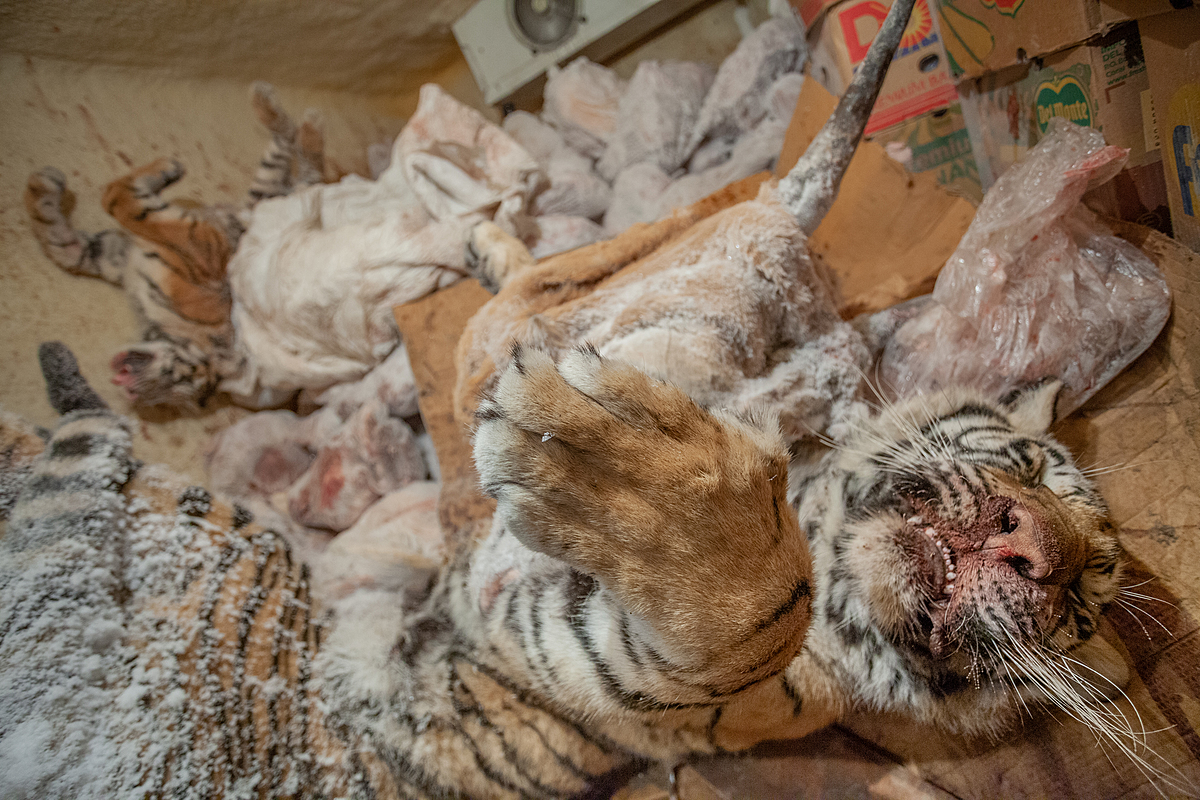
left=0, top=338, right=1133, bottom=799
left=23, top=82, right=325, bottom=411
left=2, top=2, right=1150, bottom=795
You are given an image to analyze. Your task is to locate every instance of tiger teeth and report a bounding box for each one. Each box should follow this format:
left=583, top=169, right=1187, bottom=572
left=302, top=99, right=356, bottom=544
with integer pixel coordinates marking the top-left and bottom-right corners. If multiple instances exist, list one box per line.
left=920, top=525, right=957, bottom=597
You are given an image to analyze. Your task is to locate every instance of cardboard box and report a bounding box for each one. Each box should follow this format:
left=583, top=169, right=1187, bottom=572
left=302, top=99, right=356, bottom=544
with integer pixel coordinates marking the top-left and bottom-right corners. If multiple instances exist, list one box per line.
left=868, top=102, right=984, bottom=201
left=793, top=0, right=842, bottom=27
left=1141, top=8, right=1200, bottom=252
left=933, top=0, right=1178, bottom=79
left=956, top=24, right=1170, bottom=229
left=807, top=0, right=960, bottom=135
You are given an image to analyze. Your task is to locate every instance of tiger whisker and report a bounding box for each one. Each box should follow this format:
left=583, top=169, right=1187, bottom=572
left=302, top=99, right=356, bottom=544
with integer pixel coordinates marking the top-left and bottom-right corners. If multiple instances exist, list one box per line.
left=1118, top=577, right=1160, bottom=591
left=1113, top=597, right=1158, bottom=641
left=1077, top=458, right=1174, bottom=478
left=1117, top=588, right=1178, bottom=610
left=1113, top=596, right=1175, bottom=638
left=995, top=629, right=1193, bottom=799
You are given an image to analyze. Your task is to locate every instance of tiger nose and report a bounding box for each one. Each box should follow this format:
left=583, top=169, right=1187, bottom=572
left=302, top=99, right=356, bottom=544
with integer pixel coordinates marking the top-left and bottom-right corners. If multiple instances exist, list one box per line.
left=982, top=503, right=1054, bottom=580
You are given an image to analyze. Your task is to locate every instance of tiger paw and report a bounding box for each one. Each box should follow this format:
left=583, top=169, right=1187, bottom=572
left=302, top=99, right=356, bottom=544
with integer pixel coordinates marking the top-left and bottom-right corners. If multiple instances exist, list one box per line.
left=25, top=168, right=83, bottom=269
left=465, top=221, right=534, bottom=294
left=110, top=340, right=215, bottom=410
left=250, top=81, right=297, bottom=140
left=473, top=345, right=813, bottom=674
left=26, top=167, right=67, bottom=207
left=128, top=157, right=185, bottom=196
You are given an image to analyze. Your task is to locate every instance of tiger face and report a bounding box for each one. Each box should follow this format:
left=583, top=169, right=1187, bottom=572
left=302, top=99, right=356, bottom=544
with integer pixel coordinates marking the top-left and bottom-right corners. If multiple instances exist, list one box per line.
left=110, top=338, right=221, bottom=410
left=798, top=382, right=1126, bottom=736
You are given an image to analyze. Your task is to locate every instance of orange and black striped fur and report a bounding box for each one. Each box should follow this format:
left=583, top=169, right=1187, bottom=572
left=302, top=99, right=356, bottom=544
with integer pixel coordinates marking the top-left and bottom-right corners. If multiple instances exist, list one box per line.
left=0, top=3, right=1156, bottom=796
left=23, top=83, right=327, bottom=411
left=0, top=333, right=1133, bottom=799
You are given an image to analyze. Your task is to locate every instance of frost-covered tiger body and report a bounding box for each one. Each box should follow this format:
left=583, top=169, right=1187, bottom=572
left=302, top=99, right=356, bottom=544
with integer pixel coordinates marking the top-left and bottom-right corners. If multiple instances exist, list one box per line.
left=0, top=341, right=1132, bottom=799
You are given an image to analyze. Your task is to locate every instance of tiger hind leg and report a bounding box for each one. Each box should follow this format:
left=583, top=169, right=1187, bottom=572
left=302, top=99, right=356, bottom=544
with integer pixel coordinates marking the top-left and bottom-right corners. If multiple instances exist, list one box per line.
left=294, top=108, right=327, bottom=188
left=473, top=345, right=814, bottom=696
left=247, top=81, right=326, bottom=202
left=25, top=167, right=130, bottom=285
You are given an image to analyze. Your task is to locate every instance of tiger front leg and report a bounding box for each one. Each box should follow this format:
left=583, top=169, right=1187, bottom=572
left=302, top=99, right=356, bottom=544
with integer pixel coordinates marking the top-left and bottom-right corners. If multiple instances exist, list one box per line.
left=473, top=345, right=813, bottom=695
left=25, top=167, right=130, bottom=285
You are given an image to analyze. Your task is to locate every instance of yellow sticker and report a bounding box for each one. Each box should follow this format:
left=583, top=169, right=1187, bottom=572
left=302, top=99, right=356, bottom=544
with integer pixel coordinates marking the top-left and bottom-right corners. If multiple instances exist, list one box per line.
left=1166, top=83, right=1200, bottom=220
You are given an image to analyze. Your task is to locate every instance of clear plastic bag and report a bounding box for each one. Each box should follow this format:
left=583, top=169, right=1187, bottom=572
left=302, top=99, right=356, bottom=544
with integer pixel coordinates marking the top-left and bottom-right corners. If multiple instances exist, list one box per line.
left=878, top=120, right=1171, bottom=414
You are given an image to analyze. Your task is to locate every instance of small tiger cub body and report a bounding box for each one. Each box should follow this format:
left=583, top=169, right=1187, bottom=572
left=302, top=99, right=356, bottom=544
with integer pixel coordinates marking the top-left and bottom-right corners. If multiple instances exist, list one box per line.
left=23, top=83, right=326, bottom=411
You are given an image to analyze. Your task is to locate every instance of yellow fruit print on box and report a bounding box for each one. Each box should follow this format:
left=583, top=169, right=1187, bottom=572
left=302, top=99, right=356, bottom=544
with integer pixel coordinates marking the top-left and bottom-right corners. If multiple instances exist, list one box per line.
left=936, top=1, right=995, bottom=75
left=1167, top=83, right=1200, bottom=227
left=979, top=0, right=1025, bottom=16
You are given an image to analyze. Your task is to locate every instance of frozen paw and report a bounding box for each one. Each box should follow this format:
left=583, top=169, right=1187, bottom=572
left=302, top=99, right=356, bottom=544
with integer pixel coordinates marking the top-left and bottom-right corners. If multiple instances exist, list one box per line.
left=110, top=341, right=214, bottom=411
left=473, top=345, right=811, bottom=660
left=27, top=167, right=68, bottom=204
left=125, top=158, right=186, bottom=197
left=465, top=221, right=535, bottom=294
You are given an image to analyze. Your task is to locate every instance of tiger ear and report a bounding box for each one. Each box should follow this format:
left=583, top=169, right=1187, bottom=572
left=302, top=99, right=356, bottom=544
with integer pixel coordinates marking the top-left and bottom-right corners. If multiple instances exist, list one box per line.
left=1002, top=379, right=1063, bottom=435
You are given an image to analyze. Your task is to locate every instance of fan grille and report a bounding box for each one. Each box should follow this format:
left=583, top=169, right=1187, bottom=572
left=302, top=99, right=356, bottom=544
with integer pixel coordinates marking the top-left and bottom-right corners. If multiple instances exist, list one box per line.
left=508, top=0, right=579, bottom=51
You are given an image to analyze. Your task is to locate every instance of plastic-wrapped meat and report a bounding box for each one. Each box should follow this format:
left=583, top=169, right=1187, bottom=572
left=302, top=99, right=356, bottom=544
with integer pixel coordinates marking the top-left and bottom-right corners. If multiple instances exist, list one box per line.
left=533, top=146, right=613, bottom=220
left=530, top=215, right=606, bottom=259
left=687, top=135, right=738, bottom=174
left=308, top=342, right=421, bottom=419
left=603, top=161, right=673, bottom=236
left=502, top=110, right=564, bottom=167
left=207, top=345, right=428, bottom=533
left=878, top=120, right=1172, bottom=414
left=596, top=60, right=716, bottom=181
left=686, top=15, right=807, bottom=158
left=311, top=481, right=445, bottom=603
left=206, top=409, right=315, bottom=502
left=541, top=58, right=627, bottom=160
left=657, top=115, right=790, bottom=219
left=502, top=109, right=610, bottom=220
left=367, top=141, right=393, bottom=180
left=395, top=83, right=542, bottom=235
left=285, top=398, right=427, bottom=531
left=765, top=72, right=805, bottom=126
left=223, top=86, right=547, bottom=400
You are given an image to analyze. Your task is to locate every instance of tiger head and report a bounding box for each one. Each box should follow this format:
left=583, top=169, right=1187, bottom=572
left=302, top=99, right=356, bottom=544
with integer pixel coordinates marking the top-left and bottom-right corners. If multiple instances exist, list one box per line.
left=110, top=338, right=222, bottom=411
left=798, top=381, right=1127, bottom=737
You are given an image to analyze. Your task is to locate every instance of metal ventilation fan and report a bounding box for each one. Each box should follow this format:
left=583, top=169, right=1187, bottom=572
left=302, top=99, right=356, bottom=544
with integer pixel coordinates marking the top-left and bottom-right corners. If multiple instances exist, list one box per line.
left=455, top=0, right=710, bottom=107
left=508, top=0, right=579, bottom=52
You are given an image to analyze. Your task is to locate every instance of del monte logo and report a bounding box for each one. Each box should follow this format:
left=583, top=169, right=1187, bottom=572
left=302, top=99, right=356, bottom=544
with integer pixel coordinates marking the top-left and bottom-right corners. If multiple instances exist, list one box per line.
left=980, top=0, right=1026, bottom=16
left=1035, top=75, right=1092, bottom=133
